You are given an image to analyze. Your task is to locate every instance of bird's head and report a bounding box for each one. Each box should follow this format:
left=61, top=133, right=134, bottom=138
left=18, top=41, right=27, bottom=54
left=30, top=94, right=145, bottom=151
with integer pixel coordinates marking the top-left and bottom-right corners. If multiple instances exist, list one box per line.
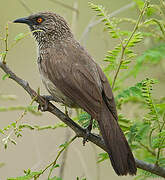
left=13, top=12, right=73, bottom=46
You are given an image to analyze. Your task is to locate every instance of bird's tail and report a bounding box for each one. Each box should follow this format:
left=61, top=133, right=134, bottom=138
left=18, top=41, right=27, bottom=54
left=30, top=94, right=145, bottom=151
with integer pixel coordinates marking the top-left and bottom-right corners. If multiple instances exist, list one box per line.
left=98, top=102, right=137, bottom=176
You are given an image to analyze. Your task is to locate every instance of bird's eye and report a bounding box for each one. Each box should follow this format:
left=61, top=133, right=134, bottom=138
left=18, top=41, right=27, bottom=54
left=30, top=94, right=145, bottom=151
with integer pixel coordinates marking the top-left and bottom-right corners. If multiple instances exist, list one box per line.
left=36, top=17, right=43, bottom=24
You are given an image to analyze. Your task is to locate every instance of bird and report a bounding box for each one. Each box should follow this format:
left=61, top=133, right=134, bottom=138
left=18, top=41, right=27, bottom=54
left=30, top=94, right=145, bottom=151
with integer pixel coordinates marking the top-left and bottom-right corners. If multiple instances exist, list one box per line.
left=13, top=12, right=137, bottom=176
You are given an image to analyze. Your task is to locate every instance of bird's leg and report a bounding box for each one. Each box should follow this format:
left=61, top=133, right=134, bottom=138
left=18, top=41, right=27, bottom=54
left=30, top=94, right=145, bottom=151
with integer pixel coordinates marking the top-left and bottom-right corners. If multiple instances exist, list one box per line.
left=38, top=95, right=59, bottom=112
left=83, top=118, right=93, bottom=146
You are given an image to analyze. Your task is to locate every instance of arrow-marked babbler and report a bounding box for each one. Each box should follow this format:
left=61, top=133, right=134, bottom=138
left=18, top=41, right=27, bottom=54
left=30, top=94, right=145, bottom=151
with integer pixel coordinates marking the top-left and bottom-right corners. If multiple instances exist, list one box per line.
left=13, top=12, right=137, bottom=176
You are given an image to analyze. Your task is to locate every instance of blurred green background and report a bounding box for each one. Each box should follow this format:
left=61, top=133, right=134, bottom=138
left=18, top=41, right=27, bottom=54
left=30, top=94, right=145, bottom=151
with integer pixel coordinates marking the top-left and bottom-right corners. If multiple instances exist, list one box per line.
left=0, top=0, right=164, bottom=180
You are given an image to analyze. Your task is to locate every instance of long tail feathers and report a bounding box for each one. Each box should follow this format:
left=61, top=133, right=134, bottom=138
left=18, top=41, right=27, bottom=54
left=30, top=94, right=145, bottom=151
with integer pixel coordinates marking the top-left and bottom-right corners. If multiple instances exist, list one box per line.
left=98, top=102, right=137, bottom=176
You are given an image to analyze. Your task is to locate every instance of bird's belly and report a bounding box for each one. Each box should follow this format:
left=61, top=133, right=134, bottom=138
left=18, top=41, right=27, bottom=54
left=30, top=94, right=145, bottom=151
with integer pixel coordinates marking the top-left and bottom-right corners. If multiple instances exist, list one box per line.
left=41, top=75, right=78, bottom=108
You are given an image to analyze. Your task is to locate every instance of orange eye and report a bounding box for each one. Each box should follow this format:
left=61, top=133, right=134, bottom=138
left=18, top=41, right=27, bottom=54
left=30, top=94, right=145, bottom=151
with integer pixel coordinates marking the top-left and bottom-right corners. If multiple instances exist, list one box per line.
left=37, top=17, right=43, bottom=23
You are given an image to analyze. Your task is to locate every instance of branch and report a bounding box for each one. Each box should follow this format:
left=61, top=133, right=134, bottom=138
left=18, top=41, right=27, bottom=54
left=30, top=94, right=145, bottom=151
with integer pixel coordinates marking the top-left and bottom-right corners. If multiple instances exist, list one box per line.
left=136, top=159, right=165, bottom=177
left=1, top=58, right=165, bottom=178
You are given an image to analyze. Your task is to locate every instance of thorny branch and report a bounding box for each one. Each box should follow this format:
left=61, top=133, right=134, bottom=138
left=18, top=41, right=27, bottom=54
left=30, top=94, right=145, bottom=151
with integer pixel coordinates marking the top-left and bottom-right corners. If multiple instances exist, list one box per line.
left=1, top=58, right=165, bottom=178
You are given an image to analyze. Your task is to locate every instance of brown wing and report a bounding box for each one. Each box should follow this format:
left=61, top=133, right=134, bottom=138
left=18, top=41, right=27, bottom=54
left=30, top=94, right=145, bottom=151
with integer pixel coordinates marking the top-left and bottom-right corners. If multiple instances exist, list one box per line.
left=43, top=40, right=102, bottom=119
left=96, top=65, right=118, bottom=120
left=44, top=39, right=117, bottom=120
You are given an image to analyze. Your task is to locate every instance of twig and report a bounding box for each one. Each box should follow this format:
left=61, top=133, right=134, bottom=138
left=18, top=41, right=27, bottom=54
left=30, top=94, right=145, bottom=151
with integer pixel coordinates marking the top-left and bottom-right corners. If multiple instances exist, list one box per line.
left=48, top=135, right=77, bottom=178
left=112, top=46, right=125, bottom=89
left=111, top=0, right=149, bottom=89
left=1, top=95, right=38, bottom=148
left=139, top=142, right=156, bottom=156
left=19, top=122, right=66, bottom=131
left=149, top=127, right=156, bottom=150
left=0, top=94, right=17, bottom=100
left=2, top=129, right=16, bottom=148
left=15, top=95, right=37, bottom=124
left=0, top=105, right=41, bottom=115
left=1, top=58, right=165, bottom=177
left=3, top=23, right=9, bottom=64
left=149, top=19, right=165, bottom=38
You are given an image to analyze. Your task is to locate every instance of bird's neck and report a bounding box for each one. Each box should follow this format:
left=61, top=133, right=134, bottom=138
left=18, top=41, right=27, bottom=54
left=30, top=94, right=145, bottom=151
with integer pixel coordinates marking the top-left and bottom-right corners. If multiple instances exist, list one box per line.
left=33, top=31, right=73, bottom=49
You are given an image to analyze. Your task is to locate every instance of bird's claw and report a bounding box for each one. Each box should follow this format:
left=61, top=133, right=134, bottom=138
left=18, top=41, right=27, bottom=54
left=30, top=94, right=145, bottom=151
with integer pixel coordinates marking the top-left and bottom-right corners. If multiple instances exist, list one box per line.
left=83, top=124, right=92, bottom=146
left=38, top=96, right=50, bottom=112
left=83, top=129, right=90, bottom=146
left=82, top=119, right=93, bottom=146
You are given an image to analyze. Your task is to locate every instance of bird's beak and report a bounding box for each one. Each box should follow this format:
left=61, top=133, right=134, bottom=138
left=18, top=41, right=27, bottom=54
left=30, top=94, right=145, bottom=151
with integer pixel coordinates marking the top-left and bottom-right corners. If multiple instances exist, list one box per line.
left=13, top=17, right=31, bottom=25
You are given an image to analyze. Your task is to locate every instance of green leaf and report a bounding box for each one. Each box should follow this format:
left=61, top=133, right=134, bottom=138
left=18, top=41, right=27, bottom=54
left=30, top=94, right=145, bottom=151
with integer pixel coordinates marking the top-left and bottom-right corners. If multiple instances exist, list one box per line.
left=116, top=82, right=143, bottom=103
left=127, top=32, right=143, bottom=48
left=2, top=73, right=10, bottom=80
left=146, top=6, right=156, bottom=17
left=14, top=33, right=25, bottom=42
left=134, top=0, right=145, bottom=10
left=59, top=142, right=68, bottom=148
left=89, top=3, right=121, bottom=39
left=118, top=114, right=132, bottom=131
left=122, top=60, right=131, bottom=64
left=50, top=164, right=60, bottom=171
left=0, top=52, right=7, bottom=57
left=10, top=139, right=17, bottom=145
left=7, top=171, right=42, bottom=180
left=78, top=112, right=91, bottom=128
left=4, top=143, right=7, bottom=149
left=0, top=129, right=5, bottom=134
left=98, top=152, right=109, bottom=163
left=129, top=43, right=165, bottom=77
left=156, top=103, right=165, bottom=115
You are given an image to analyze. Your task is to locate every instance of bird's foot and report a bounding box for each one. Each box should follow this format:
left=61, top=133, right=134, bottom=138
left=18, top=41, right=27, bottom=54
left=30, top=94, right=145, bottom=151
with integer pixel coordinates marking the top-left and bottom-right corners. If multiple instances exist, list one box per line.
left=38, top=95, right=51, bottom=112
left=83, top=129, right=90, bottom=146
left=83, top=123, right=92, bottom=146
